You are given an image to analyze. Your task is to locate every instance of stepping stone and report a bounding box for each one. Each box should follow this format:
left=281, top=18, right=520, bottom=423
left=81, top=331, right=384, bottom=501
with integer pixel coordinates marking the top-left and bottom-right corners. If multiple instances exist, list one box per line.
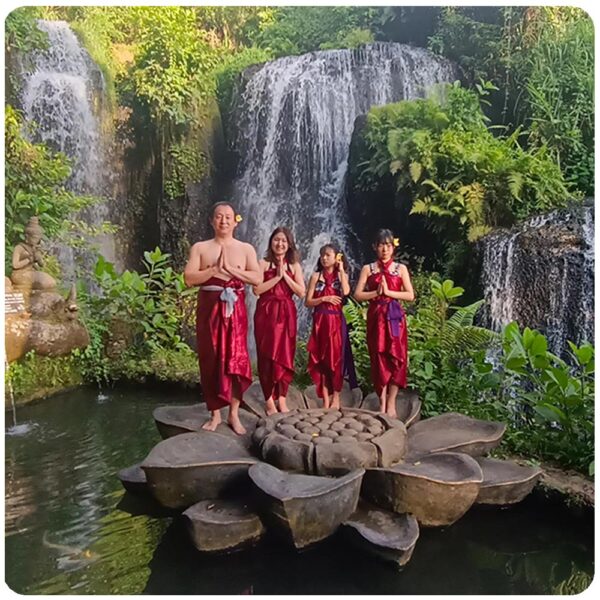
left=361, top=389, right=421, bottom=427
left=304, top=382, right=362, bottom=409
left=153, top=404, right=258, bottom=449
left=343, top=501, right=419, bottom=566
left=242, top=381, right=307, bottom=417
left=248, top=462, right=364, bottom=549
left=141, top=432, right=259, bottom=509
left=183, top=499, right=265, bottom=553
left=362, top=452, right=483, bottom=527
left=117, top=463, right=149, bottom=495
left=406, top=412, right=506, bottom=460
left=475, top=458, right=542, bottom=506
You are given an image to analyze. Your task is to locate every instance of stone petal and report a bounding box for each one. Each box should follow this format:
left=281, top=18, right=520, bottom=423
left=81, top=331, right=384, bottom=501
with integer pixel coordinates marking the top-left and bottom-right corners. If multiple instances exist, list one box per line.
left=475, top=457, right=542, bottom=505
left=183, top=499, right=265, bottom=552
left=248, top=462, right=364, bottom=549
left=362, top=452, right=483, bottom=527
left=141, top=432, right=258, bottom=509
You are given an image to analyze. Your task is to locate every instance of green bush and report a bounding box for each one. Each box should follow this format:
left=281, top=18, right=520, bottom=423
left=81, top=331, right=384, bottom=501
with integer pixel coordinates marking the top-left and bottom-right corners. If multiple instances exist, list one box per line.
left=358, top=82, right=572, bottom=243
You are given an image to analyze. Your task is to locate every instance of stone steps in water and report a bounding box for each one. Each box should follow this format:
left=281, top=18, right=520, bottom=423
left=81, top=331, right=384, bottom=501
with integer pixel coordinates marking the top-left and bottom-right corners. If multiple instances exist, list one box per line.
left=248, top=462, right=364, bottom=549
left=362, top=452, right=483, bottom=527
left=342, top=500, right=419, bottom=567
left=475, top=457, right=542, bottom=506
left=141, top=431, right=258, bottom=509
left=405, top=412, right=506, bottom=460
left=183, top=499, right=265, bottom=553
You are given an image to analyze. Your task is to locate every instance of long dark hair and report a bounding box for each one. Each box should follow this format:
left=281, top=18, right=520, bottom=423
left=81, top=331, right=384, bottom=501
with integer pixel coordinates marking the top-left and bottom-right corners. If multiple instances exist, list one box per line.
left=264, top=227, right=300, bottom=265
left=314, top=243, right=349, bottom=272
left=373, top=228, right=395, bottom=247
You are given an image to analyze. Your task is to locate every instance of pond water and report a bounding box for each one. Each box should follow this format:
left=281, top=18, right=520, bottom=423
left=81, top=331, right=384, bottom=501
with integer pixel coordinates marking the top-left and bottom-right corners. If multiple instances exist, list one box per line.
left=5, top=387, right=594, bottom=594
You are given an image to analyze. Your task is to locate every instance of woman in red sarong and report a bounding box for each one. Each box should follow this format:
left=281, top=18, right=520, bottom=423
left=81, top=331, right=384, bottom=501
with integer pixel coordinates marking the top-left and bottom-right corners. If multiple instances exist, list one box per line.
left=254, top=227, right=306, bottom=415
left=305, top=244, right=357, bottom=409
left=354, top=229, right=415, bottom=418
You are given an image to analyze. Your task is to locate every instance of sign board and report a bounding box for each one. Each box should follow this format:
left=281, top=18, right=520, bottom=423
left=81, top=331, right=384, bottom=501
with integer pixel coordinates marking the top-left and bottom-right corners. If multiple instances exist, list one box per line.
left=5, top=292, right=26, bottom=315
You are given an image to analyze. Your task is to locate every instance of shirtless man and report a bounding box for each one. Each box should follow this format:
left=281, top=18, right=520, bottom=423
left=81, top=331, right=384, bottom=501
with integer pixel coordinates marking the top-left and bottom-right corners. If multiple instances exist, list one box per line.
left=184, top=202, right=261, bottom=435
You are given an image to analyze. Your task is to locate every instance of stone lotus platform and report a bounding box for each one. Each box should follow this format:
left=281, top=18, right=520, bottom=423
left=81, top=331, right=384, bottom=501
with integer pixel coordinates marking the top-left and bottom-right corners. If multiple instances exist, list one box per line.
left=362, top=452, right=484, bottom=526
left=120, top=383, right=542, bottom=564
left=153, top=404, right=258, bottom=449
left=343, top=501, right=419, bottom=566
left=406, top=412, right=506, bottom=459
left=183, top=499, right=265, bottom=553
left=141, top=432, right=258, bottom=509
left=475, top=457, right=543, bottom=505
left=249, top=462, right=363, bottom=549
left=253, top=408, right=407, bottom=475
left=117, top=463, right=149, bottom=495
left=361, top=389, right=421, bottom=427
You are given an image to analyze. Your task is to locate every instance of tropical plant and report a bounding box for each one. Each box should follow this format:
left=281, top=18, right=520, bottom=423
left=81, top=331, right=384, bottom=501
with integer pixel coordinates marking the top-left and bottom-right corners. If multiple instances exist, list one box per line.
left=359, top=82, right=571, bottom=243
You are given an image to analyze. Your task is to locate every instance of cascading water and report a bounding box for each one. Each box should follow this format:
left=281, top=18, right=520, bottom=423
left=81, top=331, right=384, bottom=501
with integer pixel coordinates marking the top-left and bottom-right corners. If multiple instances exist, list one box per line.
left=481, top=204, right=594, bottom=357
left=229, top=43, right=457, bottom=339
left=19, top=20, right=116, bottom=285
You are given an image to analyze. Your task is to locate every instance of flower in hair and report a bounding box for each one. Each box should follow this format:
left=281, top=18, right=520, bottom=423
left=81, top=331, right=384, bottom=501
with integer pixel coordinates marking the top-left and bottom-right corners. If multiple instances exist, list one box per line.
left=393, top=238, right=400, bottom=247
left=235, top=214, right=243, bottom=223
left=336, top=253, right=344, bottom=262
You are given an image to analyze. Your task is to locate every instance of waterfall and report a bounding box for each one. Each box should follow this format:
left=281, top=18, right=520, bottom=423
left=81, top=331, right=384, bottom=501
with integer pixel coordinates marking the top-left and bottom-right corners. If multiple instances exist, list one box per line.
left=229, top=42, right=457, bottom=337
left=19, top=20, right=116, bottom=286
left=481, top=204, right=594, bottom=356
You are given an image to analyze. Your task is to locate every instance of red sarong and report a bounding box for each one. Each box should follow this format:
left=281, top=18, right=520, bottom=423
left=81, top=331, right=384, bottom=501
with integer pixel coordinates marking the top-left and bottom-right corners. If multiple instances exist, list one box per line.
left=254, top=266, right=297, bottom=400
left=196, top=276, right=252, bottom=410
left=366, top=260, right=408, bottom=396
left=307, top=270, right=344, bottom=396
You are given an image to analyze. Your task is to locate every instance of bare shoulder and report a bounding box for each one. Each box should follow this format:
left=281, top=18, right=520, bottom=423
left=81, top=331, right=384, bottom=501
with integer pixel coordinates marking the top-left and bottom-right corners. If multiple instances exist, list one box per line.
left=398, top=262, right=410, bottom=274
left=359, top=264, right=371, bottom=276
left=309, top=271, right=319, bottom=283
left=240, top=240, right=258, bottom=255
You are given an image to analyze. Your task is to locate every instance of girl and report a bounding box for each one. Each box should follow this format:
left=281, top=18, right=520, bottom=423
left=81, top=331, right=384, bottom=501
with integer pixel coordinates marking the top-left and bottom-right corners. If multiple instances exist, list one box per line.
left=305, top=244, right=357, bottom=409
left=353, top=229, right=415, bottom=418
left=253, top=227, right=305, bottom=415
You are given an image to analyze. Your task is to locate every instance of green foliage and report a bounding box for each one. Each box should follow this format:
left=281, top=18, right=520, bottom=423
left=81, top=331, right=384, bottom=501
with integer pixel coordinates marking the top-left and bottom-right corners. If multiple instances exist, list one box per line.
left=164, top=143, right=208, bottom=200
left=5, top=6, right=48, bottom=53
left=489, top=323, right=594, bottom=473
left=343, top=299, right=371, bottom=394
left=4, top=105, right=98, bottom=269
left=293, top=340, right=312, bottom=389
left=215, top=46, right=273, bottom=117
left=429, top=7, right=594, bottom=196
left=6, top=352, right=82, bottom=402
left=94, top=248, right=196, bottom=354
left=130, top=7, right=219, bottom=125
left=359, top=82, right=571, bottom=243
left=256, top=7, right=379, bottom=57
left=519, top=9, right=594, bottom=195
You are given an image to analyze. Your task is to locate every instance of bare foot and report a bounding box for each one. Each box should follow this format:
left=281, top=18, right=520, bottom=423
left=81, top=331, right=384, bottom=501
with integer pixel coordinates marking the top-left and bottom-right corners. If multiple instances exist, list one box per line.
left=228, top=415, right=247, bottom=435
left=265, top=398, right=277, bottom=416
left=386, top=409, right=398, bottom=419
left=277, top=397, right=289, bottom=413
left=331, top=400, right=340, bottom=410
left=202, top=413, right=221, bottom=431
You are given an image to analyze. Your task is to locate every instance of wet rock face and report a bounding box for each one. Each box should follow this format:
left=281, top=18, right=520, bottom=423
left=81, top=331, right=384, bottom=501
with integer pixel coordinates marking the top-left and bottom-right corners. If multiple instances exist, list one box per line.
left=254, top=408, right=407, bottom=475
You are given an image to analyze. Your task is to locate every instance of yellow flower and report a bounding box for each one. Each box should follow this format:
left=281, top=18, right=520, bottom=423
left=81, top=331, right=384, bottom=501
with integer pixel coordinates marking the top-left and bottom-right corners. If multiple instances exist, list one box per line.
left=235, top=214, right=243, bottom=223
left=393, top=238, right=400, bottom=247
left=336, top=253, right=343, bottom=262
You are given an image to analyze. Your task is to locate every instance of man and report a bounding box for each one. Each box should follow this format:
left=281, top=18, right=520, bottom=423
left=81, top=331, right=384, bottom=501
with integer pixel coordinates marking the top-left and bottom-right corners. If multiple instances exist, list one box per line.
left=184, top=202, right=261, bottom=434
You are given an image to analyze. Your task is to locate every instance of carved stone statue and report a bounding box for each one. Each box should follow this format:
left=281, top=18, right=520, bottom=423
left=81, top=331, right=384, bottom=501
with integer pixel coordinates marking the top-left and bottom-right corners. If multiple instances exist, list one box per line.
left=10, top=217, right=57, bottom=292
left=5, top=216, right=89, bottom=363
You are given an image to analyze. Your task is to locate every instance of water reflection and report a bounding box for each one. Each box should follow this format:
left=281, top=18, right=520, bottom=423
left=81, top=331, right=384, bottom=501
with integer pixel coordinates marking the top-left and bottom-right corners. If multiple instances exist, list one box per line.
left=5, top=388, right=594, bottom=594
